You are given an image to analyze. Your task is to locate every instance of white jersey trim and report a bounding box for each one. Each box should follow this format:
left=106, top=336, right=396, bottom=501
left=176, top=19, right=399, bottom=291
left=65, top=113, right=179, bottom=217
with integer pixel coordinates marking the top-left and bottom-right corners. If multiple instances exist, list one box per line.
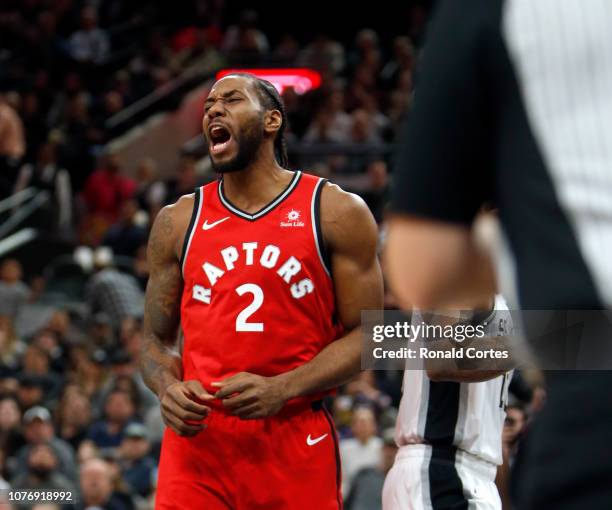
left=311, top=177, right=331, bottom=278
left=218, top=170, right=302, bottom=221
left=181, top=187, right=203, bottom=277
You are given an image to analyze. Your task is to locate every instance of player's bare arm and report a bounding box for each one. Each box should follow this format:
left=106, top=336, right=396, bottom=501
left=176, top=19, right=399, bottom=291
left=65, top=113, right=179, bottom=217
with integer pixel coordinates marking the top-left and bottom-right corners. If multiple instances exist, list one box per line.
left=421, top=302, right=513, bottom=382
left=214, top=183, right=384, bottom=418
left=385, top=216, right=496, bottom=310
left=426, top=337, right=512, bottom=382
left=141, top=196, right=214, bottom=436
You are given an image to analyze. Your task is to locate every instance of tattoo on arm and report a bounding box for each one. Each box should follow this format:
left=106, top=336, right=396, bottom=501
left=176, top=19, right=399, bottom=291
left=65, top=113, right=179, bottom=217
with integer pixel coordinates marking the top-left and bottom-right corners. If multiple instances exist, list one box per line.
left=141, top=208, right=184, bottom=399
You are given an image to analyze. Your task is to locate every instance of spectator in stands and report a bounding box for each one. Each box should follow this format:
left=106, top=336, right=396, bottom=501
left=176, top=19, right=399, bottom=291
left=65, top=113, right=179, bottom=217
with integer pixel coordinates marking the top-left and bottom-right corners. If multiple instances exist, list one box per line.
left=119, top=319, right=144, bottom=364
left=0, top=91, right=26, bottom=197
left=361, top=95, right=391, bottom=140
left=20, top=344, right=62, bottom=403
left=19, top=92, right=47, bottom=164
left=44, top=309, right=75, bottom=357
left=87, top=389, right=139, bottom=449
left=503, top=404, right=527, bottom=466
left=380, top=36, right=415, bottom=89
left=221, top=10, right=269, bottom=59
left=144, top=403, right=164, bottom=454
left=164, top=156, right=201, bottom=205
left=80, top=458, right=134, bottom=510
left=15, top=406, right=76, bottom=482
left=0, top=259, right=30, bottom=321
left=85, top=248, right=144, bottom=328
left=345, top=370, right=392, bottom=412
left=395, top=68, right=413, bottom=97
left=104, top=370, right=141, bottom=408
left=102, top=199, right=148, bottom=258
left=91, top=90, right=125, bottom=142
left=31, top=329, right=65, bottom=375
left=274, top=34, right=300, bottom=62
left=345, top=428, right=398, bottom=510
left=16, top=375, right=48, bottom=411
left=102, top=450, right=136, bottom=509
left=46, top=73, right=84, bottom=132
left=339, top=406, right=383, bottom=496
left=323, top=86, right=352, bottom=139
left=77, top=440, right=99, bottom=466
left=58, top=92, right=98, bottom=191
left=55, top=386, right=93, bottom=451
left=348, top=29, right=383, bottom=75
left=173, top=28, right=224, bottom=73
left=68, top=6, right=110, bottom=65
left=0, top=315, right=25, bottom=376
left=361, top=160, right=389, bottom=223
left=117, top=423, right=156, bottom=497
left=134, top=158, right=166, bottom=219
left=11, top=443, right=77, bottom=498
left=81, top=152, right=136, bottom=245
left=345, top=65, right=379, bottom=112
left=303, top=109, right=350, bottom=144
left=132, top=245, right=149, bottom=291
left=298, top=34, right=345, bottom=75
left=13, top=142, right=72, bottom=231
left=65, top=345, right=109, bottom=407
left=349, top=109, right=382, bottom=145
left=0, top=395, right=25, bottom=458
left=87, top=312, right=114, bottom=349
left=386, top=89, right=410, bottom=131
left=280, top=86, right=309, bottom=139
left=105, top=354, right=157, bottom=414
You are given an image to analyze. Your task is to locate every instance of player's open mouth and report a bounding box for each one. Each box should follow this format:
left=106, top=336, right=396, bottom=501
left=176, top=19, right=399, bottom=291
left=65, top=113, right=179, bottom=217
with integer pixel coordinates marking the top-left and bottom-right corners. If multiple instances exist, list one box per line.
left=209, top=125, right=233, bottom=155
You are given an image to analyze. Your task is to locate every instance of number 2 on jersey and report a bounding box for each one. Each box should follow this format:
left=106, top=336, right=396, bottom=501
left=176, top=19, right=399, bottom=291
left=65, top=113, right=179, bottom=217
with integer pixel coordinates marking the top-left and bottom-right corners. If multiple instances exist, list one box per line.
left=235, top=283, right=264, bottom=332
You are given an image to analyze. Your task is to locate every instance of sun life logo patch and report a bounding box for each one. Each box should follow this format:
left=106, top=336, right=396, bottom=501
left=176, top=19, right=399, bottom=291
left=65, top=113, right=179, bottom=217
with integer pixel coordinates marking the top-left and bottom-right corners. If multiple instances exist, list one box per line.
left=280, top=208, right=305, bottom=228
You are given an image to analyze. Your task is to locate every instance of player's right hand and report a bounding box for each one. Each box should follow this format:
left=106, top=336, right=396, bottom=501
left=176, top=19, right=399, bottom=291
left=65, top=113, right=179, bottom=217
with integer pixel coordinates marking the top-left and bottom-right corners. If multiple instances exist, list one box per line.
left=159, top=380, right=213, bottom=436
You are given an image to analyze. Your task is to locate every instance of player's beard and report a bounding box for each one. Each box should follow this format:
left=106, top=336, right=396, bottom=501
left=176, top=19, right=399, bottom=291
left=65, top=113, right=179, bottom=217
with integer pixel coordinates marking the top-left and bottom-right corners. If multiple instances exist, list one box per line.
left=210, top=116, right=264, bottom=174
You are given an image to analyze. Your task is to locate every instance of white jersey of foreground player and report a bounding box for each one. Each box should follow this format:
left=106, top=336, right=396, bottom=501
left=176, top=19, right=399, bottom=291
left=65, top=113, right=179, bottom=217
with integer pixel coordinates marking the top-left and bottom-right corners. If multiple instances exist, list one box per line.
left=383, top=295, right=512, bottom=510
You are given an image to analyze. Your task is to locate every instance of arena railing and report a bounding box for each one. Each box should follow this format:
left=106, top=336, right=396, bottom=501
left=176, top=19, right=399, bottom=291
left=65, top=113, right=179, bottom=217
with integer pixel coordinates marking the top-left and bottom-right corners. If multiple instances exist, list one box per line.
left=0, top=189, right=50, bottom=239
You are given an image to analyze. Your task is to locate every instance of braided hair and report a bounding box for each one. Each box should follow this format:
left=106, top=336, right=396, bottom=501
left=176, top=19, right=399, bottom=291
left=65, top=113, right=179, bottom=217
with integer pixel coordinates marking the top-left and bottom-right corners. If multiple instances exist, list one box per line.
left=230, top=73, right=290, bottom=169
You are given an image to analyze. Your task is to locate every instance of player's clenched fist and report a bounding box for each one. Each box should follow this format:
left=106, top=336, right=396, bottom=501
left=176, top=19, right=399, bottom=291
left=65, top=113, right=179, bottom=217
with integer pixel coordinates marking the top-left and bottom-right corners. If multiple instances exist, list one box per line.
left=159, top=380, right=213, bottom=436
left=212, top=372, right=288, bottom=419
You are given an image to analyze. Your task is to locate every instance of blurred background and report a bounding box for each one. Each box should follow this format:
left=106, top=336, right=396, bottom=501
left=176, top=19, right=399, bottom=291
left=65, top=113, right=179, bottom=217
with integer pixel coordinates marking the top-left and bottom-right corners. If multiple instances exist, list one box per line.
left=0, top=1, right=543, bottom=508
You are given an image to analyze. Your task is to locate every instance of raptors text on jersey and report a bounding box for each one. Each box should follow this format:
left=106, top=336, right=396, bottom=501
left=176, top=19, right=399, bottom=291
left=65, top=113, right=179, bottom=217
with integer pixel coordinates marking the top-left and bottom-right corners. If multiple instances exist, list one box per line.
left=179, top=171, right=342, bottom=404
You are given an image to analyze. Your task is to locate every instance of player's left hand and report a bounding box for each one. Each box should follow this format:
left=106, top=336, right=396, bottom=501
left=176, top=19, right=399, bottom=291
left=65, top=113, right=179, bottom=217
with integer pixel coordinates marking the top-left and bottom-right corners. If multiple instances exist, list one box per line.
left=212, top=372, right=288, bottom=419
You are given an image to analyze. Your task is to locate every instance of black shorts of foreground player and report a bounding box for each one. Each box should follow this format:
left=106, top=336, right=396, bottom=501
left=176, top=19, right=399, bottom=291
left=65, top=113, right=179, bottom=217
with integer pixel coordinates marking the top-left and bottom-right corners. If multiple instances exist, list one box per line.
left=140, top=73, right=383, bottom=509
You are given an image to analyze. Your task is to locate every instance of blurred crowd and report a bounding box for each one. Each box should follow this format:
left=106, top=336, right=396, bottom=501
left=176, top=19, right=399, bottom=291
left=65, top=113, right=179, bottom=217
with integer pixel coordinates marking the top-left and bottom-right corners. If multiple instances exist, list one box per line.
left=0, top=1, right=544, bottom=509
left=1, top=0, right=419, bottom=238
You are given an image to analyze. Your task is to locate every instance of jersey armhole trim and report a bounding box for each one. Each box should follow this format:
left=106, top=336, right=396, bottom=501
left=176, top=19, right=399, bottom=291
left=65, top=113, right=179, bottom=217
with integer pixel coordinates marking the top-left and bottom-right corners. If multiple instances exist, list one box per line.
left=312, top=178, right=332, bottom=278
left=179, top=187, right=203, bottom=276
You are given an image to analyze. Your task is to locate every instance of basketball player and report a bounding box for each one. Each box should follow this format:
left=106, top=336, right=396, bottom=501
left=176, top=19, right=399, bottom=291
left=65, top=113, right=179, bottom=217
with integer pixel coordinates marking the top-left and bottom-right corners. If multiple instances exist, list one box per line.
left=140, top=73, right=383, bottom=509
left=383, top=295, right=513, bottom=510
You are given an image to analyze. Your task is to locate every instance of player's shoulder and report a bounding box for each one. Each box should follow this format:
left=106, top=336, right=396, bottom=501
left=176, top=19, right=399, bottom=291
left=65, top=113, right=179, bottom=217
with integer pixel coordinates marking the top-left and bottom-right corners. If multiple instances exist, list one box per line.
left=150, top=193, right=196, bottom=256
left=318, top=180, right=378, bottom=253
left=319, top=181, right=372, bottom=224
left=159, top=192, right=195, bottom=222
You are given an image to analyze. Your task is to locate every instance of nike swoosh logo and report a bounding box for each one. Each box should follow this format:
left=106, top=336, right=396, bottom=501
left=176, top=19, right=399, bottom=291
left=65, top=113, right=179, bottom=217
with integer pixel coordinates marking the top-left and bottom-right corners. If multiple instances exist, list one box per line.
left=306, top=433, right=328, bottom=446
left=202, top=217, right=230, bottom=230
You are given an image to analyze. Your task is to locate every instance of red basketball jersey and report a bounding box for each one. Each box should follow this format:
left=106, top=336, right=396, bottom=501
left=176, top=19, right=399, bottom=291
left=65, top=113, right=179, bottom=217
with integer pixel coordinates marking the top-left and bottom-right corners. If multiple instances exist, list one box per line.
left=180, top=171, right=342, bottom=403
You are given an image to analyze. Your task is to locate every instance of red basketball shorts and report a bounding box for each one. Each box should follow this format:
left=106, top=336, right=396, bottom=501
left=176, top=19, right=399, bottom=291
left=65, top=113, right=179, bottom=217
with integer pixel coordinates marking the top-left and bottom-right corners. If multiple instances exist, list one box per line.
left=155, top=401, right=343, bottom=510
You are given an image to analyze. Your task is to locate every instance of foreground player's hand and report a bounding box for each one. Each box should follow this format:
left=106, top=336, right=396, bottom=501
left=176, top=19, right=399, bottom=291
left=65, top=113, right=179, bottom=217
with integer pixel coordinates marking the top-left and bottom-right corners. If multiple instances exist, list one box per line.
left=160, top=380, right=213, bottom=436
left=212, top=373, right=288, bottom=419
